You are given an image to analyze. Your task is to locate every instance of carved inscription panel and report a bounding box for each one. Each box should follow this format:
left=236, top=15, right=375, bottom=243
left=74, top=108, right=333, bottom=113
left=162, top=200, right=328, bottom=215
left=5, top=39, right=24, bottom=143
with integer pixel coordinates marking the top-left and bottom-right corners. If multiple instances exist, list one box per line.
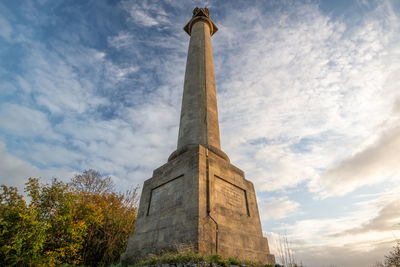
left=214, top=176, right=248, bottom=216
left=149, top=176, right=184, bottom=216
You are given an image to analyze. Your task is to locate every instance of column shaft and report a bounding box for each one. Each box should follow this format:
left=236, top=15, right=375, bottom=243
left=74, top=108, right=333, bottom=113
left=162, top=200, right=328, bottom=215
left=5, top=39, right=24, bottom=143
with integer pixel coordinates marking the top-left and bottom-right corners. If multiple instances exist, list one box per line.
left=177, top=21, right=221, bottom=150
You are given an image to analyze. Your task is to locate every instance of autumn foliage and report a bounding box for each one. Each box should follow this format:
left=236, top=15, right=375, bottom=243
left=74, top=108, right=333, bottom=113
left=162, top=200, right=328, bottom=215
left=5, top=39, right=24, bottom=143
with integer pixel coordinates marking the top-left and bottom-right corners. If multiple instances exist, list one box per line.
left=0, top=169, right=138, bottom=266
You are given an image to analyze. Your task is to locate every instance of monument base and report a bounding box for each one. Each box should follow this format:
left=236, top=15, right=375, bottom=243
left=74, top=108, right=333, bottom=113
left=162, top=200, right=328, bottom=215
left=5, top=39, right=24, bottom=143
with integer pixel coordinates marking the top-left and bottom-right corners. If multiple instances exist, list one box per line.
left=121, top=145, right=275, bottom=265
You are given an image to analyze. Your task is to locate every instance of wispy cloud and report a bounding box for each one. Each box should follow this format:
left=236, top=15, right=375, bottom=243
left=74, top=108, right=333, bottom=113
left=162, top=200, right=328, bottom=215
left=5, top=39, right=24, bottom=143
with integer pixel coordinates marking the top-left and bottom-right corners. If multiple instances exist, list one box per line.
left=260, top=197, right=300, bottom=221
left=121, top=0, right=170, bottom=27
left=0, top=140, right=74, bottom=191
left=336, top=200, right=400, bottom=236
left=0, top=15, right=12, bottom=40
left=295, top=240, right=393, bottom=267
left=281, top=191, right=400, bottom=266
left=210, top=1, right=400, bottom=198
left=0, top=104, right=60, bottom=140
left=318, top=125, right=400, bottom=196
left=107, top=31, right=135, bottom=50
left=312, top=97, right=400, bottom=197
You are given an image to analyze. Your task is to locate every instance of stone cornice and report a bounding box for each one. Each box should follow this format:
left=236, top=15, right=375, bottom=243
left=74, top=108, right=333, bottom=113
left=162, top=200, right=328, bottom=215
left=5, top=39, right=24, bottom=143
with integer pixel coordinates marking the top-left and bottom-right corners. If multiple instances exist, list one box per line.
left=183, top=7, right=218, bottom=36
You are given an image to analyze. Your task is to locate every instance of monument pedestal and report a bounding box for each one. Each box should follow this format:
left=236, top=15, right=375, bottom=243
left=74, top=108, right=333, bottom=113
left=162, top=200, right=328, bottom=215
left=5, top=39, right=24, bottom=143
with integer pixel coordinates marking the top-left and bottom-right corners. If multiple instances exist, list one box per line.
left=122, top=145, right=275, bottom=264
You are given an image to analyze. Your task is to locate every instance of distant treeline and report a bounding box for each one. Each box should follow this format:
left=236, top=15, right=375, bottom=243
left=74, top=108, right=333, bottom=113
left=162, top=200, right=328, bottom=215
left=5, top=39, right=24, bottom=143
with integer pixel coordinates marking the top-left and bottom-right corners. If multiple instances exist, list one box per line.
left=0, top=169, right=139, bottom=267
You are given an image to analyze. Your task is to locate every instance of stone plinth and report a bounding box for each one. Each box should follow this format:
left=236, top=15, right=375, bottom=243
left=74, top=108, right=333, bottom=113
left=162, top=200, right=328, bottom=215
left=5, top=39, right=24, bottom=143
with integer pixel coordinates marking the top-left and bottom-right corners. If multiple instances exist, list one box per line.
left=121, top=145, right=275, bottom=264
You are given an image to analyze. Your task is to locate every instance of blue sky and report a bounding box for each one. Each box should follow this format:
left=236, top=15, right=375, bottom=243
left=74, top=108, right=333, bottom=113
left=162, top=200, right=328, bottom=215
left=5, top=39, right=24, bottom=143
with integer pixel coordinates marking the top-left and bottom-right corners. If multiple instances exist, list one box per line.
left=1, top=1, right=400, bottom=266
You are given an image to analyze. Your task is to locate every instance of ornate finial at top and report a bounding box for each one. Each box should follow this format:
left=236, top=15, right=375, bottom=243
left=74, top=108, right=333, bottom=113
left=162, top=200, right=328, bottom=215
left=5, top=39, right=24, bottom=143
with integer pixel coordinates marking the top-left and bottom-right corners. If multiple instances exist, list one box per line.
left=192, top=7, right=209, bottom=17
left=184, top=7, right=218, bottom=36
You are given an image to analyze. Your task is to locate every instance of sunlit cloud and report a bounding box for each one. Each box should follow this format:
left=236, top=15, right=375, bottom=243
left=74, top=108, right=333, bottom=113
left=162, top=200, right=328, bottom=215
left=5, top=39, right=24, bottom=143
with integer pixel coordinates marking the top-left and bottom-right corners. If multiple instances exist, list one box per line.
left=260, top=197, right=300, bottom=221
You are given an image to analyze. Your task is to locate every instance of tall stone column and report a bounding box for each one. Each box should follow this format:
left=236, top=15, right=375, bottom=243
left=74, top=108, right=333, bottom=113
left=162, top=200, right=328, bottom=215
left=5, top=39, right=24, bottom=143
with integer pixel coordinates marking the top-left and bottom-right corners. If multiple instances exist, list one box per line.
left=178, top=8, right=221, bottom=151
left=122, top=8, right=275, bottom=265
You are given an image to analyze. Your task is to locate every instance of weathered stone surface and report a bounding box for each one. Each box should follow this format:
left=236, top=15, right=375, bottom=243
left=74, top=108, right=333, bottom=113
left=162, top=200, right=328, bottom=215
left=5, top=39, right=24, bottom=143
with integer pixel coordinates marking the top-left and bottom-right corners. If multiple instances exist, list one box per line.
left=177, top=8, right=221, bottom=152
left=122, top=145, right=274, bottom=264
left=121, top=7, right=274, bottom=265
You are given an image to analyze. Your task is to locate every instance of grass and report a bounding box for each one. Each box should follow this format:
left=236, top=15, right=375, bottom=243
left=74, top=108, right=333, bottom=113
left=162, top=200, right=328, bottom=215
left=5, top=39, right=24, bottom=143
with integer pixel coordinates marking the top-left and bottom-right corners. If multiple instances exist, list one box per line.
left=60, top=251, right=276, bottom=267
left=131, top=250, right=275, bottom=267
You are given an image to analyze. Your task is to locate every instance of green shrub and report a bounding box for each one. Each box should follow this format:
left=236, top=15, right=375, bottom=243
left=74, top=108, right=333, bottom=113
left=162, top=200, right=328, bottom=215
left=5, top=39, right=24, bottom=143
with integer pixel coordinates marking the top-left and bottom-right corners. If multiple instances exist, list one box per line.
left=0, top=170, right=139, bottom=267
left=134, top=251, right=206, bottom=266
left=227, top=257, right=241, bottom=265
left=133, top=251, right=277, bottom=267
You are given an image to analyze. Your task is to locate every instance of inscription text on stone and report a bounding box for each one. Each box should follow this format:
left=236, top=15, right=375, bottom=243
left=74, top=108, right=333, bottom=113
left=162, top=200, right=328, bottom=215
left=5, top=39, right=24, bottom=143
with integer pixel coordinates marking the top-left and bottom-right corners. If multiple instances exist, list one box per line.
left=214, top=176, right=248, bottom=216
left=148, top=176, right=184, bottom=215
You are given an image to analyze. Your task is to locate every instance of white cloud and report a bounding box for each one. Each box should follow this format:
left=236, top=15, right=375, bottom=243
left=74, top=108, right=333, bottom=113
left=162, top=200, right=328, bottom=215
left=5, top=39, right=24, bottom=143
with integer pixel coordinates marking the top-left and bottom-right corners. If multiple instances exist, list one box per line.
left=21, top=45, right=104, bottom=114
left=0, top=15, right=13, bottom=40
left=121, top=0, right=169, bottom=27
left=0, top=140, right=39, bottom=190
left=260, top=197, right=300, bottom=221
left=108, top=31, right=135, bottom=50
left=337, top=200, right=400, bottom=236
left=278, top=192, right=400, bottom=266
left=264, top=230, right=395, bottom=267
left=295, top=240, right=393, bottom=267
left=316, top=124, right=400, bottom=197
left=0, top=19, right=182, bottom=191
left=21, top=143, right=85, bottom=167
left=310, top=97, right=400, bottom=197
left=209, top=1, right=400, bottom=198
left=0, top=103, right=61, bottom=140
left=0, top=140, right=73, bottom=192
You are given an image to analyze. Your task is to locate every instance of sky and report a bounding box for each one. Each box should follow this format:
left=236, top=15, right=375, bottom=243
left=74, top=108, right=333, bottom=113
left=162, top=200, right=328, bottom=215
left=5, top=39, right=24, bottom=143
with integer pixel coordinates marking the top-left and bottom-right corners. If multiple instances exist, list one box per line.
left=0, top=0, right=399, bottom=266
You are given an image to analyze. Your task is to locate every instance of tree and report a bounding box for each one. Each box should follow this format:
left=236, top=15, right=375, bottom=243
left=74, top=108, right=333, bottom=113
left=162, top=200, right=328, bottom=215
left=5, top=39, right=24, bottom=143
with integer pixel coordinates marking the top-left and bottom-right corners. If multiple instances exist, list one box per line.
left=71, top=169, right=114, bottom=194
left=376, top=240, right=400, bottom=267
left=71, top=170, right=139, bottom=266
left=32, top=178, right=86, bottom=266
left=0, top=184, right=47, bottom=266
left=0, top=170, right=139, bottom=267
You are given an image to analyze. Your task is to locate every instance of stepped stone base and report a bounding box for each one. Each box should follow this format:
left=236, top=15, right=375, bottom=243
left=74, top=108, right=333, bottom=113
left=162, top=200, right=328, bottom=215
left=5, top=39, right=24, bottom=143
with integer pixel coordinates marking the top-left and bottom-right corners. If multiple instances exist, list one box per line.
left=121, top=145, right=275, bottom=265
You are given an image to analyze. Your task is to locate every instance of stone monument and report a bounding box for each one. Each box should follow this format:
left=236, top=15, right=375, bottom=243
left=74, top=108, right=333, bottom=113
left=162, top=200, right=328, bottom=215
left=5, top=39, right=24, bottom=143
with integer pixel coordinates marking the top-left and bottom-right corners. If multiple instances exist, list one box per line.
left=122, top=7, right=275, bottom=265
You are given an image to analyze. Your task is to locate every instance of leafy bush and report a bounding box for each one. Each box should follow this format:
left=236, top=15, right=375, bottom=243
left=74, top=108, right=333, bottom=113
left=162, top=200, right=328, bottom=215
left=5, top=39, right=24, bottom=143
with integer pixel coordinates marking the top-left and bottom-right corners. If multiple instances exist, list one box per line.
left=0, top=170, right=138, bottom=267
left=205, top=254, right=226, bottom=266
left=0, top=184, right=48, bottom=266
left=227, top=257, right=241, bottom=265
